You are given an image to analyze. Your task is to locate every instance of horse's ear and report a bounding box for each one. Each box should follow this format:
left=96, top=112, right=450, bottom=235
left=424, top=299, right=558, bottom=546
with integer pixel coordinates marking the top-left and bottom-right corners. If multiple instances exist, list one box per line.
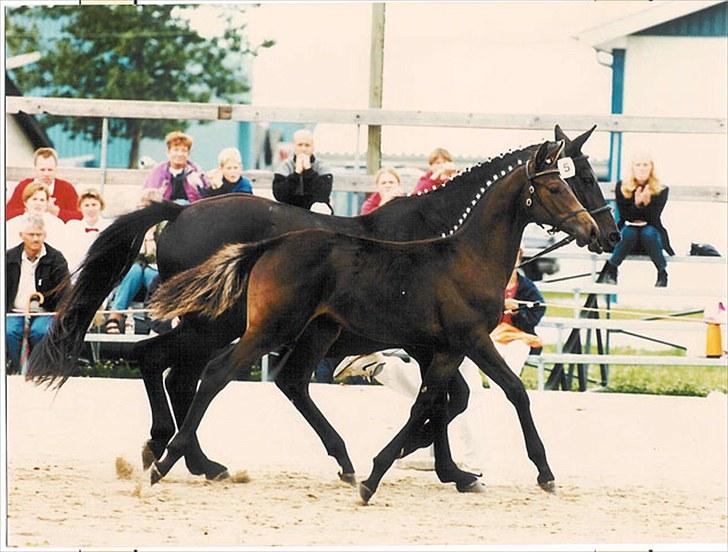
left=534, top=141, right=550, bottom=170
left=554, top=124, right=570, bottom=144
left=569, top=125, right=597, bottom=155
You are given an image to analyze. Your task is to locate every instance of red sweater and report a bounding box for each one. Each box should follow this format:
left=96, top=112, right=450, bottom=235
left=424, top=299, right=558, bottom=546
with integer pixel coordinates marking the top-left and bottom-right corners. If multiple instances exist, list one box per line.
left=6, top=178, right=82, bottom=222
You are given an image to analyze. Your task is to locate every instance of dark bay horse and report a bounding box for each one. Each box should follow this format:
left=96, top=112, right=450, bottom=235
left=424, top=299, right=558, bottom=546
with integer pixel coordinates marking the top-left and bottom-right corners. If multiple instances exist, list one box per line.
left=148, top=140, right=599, bottom=501
left=27, top=127, right=617, bottom=488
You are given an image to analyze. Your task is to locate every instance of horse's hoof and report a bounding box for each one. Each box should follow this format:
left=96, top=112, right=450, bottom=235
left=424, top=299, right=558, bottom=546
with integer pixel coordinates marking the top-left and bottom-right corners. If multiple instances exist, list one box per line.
left=141, top=442, right=157, bottom=471
left=339, top=472, right=357, bottom=486
left=538, top=479, right=556, bottom=493
left=456, top=479, right=487, bottom=493
left=150, top=463, right=163, bottom=486
left=208, top=469, right=230, bottom=482
left=358, top=482, right=374, bottom=504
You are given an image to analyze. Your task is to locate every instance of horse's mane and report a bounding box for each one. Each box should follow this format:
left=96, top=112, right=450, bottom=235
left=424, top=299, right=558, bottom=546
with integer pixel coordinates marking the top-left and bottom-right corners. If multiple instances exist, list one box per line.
left=410, top=142, right=542, bottom=237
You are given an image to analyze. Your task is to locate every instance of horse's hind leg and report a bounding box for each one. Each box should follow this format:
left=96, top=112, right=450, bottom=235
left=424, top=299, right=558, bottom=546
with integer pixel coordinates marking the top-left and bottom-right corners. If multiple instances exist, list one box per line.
left=151, top=330, right=274, bottom=485
left=359, top=351, right=461, bottom=503
left=273, top=318, right=355, bottom=484
left=162, top=320, right=239, bottom=479
left=468, top=331, right=555, bottom=492
left=134, top=332, right=179, bottom=469
left=432, top=370, right=485, bottom=492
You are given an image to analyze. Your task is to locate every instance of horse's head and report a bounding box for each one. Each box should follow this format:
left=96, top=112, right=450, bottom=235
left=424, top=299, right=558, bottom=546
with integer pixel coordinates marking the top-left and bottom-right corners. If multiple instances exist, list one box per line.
left=555, top=125, right=621, bottom=253
left=523, top=141, right=599, bottom=248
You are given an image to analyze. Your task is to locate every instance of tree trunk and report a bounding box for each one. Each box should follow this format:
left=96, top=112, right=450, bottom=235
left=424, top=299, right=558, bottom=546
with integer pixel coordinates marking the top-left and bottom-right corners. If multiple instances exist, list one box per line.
left=128, top=121, right=143, bottom=169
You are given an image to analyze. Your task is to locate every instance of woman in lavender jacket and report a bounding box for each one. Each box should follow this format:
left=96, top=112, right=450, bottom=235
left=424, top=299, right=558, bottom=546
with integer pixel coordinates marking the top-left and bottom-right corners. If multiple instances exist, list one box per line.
left=143, top=131, right=211, bottom=204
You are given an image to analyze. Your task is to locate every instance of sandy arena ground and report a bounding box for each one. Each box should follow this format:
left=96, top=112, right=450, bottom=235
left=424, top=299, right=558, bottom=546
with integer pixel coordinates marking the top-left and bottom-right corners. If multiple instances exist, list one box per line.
left=4, top=375, right=727, bottom=548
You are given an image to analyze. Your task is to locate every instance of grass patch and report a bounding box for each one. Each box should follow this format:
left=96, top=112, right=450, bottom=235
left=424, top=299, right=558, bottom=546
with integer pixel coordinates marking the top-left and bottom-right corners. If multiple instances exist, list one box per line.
left=520, top=344, right=727, bottom=397
left=541, top=291, right=704, bottom=321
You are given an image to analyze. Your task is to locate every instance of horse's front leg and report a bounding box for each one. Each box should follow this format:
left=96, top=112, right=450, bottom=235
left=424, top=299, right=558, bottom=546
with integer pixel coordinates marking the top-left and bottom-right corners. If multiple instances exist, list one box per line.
left=468, top=330, right=555, bottom=492
left=274, top=318, right=355, bottom=484
left=359, top=351, right=461, bottom=503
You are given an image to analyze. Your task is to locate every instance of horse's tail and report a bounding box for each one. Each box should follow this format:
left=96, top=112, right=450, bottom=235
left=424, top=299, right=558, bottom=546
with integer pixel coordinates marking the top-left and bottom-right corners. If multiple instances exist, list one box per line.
left=25, top=200, right=186, bottom=389
left=149, top=241, right=269, bottom=322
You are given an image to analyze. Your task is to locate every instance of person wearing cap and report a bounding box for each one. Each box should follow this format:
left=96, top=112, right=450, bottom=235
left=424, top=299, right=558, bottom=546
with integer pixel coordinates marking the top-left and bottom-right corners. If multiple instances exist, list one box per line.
left=7, top=147, right=82, bottom=222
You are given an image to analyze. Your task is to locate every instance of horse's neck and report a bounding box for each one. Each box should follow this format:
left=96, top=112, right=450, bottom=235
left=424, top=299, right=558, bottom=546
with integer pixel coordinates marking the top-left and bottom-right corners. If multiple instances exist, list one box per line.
left=364, top=184, right=476, bottom=240
left=366, top=150, right=538, bottom=240
left=455, top=169, right=528, bottom=281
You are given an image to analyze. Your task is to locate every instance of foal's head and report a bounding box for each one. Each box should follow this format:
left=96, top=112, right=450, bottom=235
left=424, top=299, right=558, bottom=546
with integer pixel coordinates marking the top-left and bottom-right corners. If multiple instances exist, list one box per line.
left=523, top=141, right=599, bottom=247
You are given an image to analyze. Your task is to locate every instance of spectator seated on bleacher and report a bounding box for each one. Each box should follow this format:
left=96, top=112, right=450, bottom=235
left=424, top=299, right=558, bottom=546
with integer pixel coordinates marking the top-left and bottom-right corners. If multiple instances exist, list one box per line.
left=63, top=188, right=110, bottom=275
left=5, top=216, right=69, bottom=374
left=6, top=181, right=66, bottom=252
left=603, top=152, right=674, bottom=287
left=104, top=190, right=163, bottom=334
left=6, top=147, right=82, bottom=222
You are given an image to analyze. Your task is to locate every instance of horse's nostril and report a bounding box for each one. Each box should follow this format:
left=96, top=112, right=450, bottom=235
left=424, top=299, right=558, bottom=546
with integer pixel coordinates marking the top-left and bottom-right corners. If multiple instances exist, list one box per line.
left=609, top=232, right=621, bottom=243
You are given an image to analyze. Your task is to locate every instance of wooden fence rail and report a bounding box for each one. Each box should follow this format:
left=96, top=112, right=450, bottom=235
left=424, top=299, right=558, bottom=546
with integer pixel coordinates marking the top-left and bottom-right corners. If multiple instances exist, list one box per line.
left=7, top=96, right=727, bottom=134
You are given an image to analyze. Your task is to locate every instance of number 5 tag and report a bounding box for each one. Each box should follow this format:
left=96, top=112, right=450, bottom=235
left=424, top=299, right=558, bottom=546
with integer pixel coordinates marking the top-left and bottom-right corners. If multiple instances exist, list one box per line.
left=557, top=157, right=576, bottom=179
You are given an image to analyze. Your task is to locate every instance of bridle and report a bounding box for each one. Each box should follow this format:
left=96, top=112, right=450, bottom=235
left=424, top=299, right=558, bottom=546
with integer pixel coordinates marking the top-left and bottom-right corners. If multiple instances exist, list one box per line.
left=519, top=141, right=602, bottom=269
left=523, top=140, right=587, bottom=235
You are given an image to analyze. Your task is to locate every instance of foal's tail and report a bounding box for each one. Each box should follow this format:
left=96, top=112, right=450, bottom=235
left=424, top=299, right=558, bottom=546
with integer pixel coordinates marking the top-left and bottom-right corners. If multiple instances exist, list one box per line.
left=149, top=241, right=269, bottom=322
left=25, top=201, right=186, bottom=389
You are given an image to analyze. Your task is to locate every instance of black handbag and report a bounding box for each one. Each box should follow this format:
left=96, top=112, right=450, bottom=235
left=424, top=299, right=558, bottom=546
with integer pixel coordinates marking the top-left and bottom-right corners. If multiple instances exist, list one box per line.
left=690, top=243, right=721, bottom=257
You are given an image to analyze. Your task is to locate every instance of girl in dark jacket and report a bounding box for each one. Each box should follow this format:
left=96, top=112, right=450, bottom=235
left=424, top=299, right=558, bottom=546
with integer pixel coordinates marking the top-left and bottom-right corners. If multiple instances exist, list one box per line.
left=603, top=153, right=674, bottom=287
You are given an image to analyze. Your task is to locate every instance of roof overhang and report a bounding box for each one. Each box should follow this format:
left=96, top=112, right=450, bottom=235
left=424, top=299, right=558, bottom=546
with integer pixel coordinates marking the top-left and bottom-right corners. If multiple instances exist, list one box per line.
left=575, top=0, right=724, bottom=52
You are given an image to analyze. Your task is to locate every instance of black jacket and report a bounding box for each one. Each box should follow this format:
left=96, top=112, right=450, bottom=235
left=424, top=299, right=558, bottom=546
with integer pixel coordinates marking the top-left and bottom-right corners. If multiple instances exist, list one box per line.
left=272, top=154, right=333, bottom=211
left=615, top=182, right=675, bottom=256
left=510, top=273, right=546, bottom=336
left=6, top=243, right=70, bottom=312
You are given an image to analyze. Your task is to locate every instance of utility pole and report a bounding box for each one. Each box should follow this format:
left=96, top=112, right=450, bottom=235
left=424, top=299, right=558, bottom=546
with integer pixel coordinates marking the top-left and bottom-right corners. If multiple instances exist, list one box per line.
left=367, top=3, right=385, bottom=174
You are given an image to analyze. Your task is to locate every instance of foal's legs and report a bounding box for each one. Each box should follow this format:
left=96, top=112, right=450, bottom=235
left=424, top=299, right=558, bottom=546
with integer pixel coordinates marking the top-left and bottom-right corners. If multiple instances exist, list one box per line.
left=273, top=319, right=357, bottom=484
left=467, top=330, right=555, bottom=491
left=359, top=351, right=462, bottom=503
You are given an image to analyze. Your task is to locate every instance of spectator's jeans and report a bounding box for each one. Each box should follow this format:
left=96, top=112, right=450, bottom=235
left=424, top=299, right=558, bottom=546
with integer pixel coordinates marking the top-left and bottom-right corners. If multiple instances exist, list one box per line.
left=111, top=263, right=159, bottom=311
left=5, top=314, right=53, bottom=372
left=609, top=224, right=667, bottom=271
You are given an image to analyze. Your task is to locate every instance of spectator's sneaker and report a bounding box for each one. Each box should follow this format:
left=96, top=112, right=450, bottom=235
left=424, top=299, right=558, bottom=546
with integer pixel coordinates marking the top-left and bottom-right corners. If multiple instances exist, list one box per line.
left=655, top=270, right=668, bottom=287
left=333, top=353, right=385, bottom=382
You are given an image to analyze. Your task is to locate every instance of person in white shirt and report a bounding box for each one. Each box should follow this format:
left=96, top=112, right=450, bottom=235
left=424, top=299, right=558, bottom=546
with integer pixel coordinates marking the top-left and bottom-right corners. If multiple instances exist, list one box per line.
left=63, top=188, right=110, bottom=274
left=6, top=182, right=66, bottom=251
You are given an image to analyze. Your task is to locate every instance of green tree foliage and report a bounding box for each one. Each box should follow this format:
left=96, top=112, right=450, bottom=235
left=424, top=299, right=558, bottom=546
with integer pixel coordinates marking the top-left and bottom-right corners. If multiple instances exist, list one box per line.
left=6, top=5, right=274, bottom=167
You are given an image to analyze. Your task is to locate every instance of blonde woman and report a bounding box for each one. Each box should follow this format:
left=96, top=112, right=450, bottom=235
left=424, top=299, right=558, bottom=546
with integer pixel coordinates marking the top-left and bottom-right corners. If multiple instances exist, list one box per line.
left=203, top=147, right=254, bottom=197
left=360, top=167, right=404, bottom=214
left=603, top=152, right=674, bottom=287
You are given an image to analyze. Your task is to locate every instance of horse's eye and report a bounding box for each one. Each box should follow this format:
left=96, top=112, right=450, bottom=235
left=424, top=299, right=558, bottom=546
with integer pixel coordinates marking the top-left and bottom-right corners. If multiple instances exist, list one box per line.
left=548, top=182, right=561, bottom=194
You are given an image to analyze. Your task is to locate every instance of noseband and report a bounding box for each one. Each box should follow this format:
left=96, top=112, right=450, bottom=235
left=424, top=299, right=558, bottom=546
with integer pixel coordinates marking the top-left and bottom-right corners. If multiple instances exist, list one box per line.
left=524, top=141, right=587, bottom=235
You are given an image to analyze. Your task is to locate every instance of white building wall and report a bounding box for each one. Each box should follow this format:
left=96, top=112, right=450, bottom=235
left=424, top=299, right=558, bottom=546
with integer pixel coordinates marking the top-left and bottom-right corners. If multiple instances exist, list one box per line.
left=5, top=116, right=37, bottom=166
